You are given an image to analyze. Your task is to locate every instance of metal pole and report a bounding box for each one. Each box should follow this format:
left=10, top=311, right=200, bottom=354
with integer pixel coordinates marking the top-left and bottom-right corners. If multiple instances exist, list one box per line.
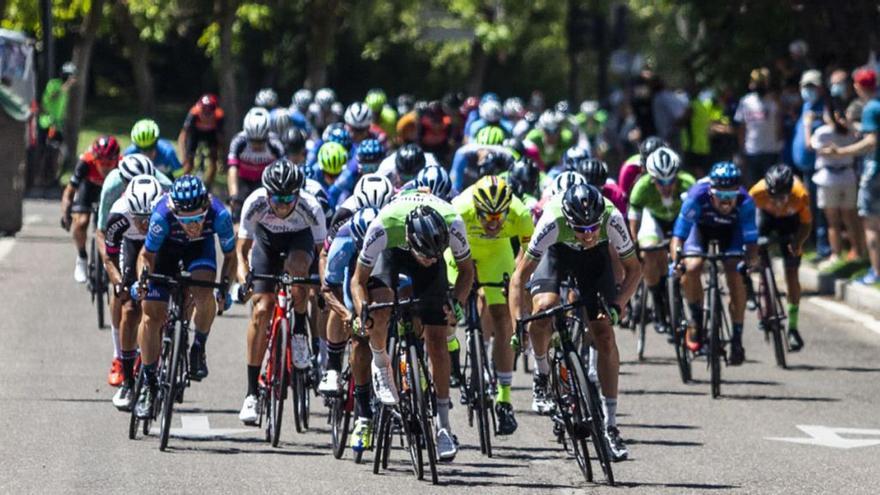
left=40, top=0, right=54, bottom=85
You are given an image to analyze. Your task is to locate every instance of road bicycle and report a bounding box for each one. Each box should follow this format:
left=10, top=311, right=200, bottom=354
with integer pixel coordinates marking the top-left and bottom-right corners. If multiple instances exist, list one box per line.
left=744, top=237, right=788, bottom=368
left=87, top=205, right=109, bottom=329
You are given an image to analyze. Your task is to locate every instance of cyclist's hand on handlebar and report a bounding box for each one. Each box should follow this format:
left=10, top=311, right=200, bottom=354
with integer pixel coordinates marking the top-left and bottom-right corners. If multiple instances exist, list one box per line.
left=667, top=261, right=682, bottom=278
left=599, top=304, right=621, bottom=326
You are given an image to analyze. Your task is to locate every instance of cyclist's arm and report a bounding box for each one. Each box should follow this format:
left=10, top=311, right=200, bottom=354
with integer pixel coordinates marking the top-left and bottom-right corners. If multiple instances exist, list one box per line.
left=740, top=198, right=759, bottom=266
left=178, top=127, right=192, bottom=174
left=509, top=254, right=539, bottom=324
left=616, top=251, right=642, bottom=310
left=350, top=262, right=372, bottom=318
left=215, top=205, right=237, bottom=283
left=102, top=213, right=128, bottom=286
left=235, top=238, right=253, bottom=284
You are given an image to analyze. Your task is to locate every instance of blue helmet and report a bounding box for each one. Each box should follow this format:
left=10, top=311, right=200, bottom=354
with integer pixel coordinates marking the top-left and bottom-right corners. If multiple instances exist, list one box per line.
left=481, top=92, right=500, bottom=104
left=415, top=165, right=453, bottom=201
left=356, top=138, right=385, bottom=167
left=323, top=123, right=352, bottom=151
left=350, top=207, right=379, bottom=246
left=170, top=175, right=208, bottom=212
left=709, top=161, right=741, bottom=188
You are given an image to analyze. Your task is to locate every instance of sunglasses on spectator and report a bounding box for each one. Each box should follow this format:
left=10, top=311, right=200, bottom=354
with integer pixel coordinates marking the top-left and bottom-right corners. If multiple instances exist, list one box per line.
left=174, top=210, right=207, bottom=224
left=572, top=221, right=601, bottom=234
left=711, top=189, right=739, bottom=201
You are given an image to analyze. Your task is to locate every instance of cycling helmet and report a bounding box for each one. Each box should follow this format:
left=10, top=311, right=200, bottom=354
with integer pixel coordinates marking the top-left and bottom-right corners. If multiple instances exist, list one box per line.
left=292, top=89, right=313, bottom=111
left=350, top=207, right=379, bottom=247
left=645, top=147, right=681, bottom=183
left=709, top=161, right=742, bottom=188
left=254, top=88, right=278, bottom=108
left=536, top=110, right=561, bottom=133
left=479, top=99, right=503, bottom=123
left=118, top=153, right=155, bottom=182
left=575, top=158, right=609, bottom=187
left=283, top=128, right=308, bottom=154
left=504, top=138, right=526, bottom=160
left=580, top=100, right=599, bottom=115
left=270, top=108, right=292, bottom=137
left=765, top=164, right=794, bottom=196
left=481, top=92, right=500, bottom=103
left=170, top=175, right=208, bottom=213
left=344, top=102, right=373, bottom=130
left=243, top=107, right=271, bottom=140
left=199, top=94, right=218, bottom=111
left=61, top=61, right=77, bottom=77
left=130, top=119, right=160, bottom=149
left=315, top=88, right=336, bottom=109
left=473, top=176, right=513, bottom=216
left=562, top=184, right=606, bottom=227
left=415, top=165, right=453, bottom=201
left=262, top=158, right=305, bottom=196
left=503, top=97, right=524, bottom=119
left=507, top=157, right=541, bottom=198
left=365, top=88, right=387, bottom=113
left=324, top=123, right=353, bottom=150
left=355, top=138, right=385, bottom=168
left=317, top=142, right=349, bottom=176
left=555, top=100, right=571, bottom=115
left=550, top=171, right=587, bottom=196
left=354, top=174, right=394, bottom=209
left=477, top=150, right=513, bottom=177
left=397, top=94, right=415, bottom=115
left=475, top=125, right=506, bottom=146
left=125, top=174, right=162, bottom=216
left=331, top=101, right=344, bottom=117
left=563, top=146, right=590, bottom=170
left=405, top=205, right=449, bottom=258
left=638, top=136, right=668, bottom=168
left=395, top=144, right=426, bottom=179
left=91, top=135, right=120, bottom=160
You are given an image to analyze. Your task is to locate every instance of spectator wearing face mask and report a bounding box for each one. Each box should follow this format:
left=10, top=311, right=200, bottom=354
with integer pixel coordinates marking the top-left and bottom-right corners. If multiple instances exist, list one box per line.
left=829, top=69, right=853, bottom=102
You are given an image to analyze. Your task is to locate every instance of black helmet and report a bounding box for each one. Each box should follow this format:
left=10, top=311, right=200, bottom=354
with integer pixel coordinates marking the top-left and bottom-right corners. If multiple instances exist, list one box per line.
left=507, top=157, right=540, bottom=198
left=638, top=136, right=668, bottom=168
left=404, top=205, right=449, bottom=258
left=262, top=159, right=305, bottom=196
left=765, top=164, right=794, bottom=196
left=395, top=144, right=426, bottom=180
left=562, top=184, right=606, bottom=227
left=574, top=158, right=608, bottom=187
left=477, top=150, right=513, bottom=177
left=283, top=128, right=308, bottom=154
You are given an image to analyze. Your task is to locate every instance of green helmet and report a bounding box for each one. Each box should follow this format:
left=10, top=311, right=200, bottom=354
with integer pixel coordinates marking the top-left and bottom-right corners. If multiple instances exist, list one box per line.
left=475, top=125, right=505, bottom=146
left=318, top=141, right=349, bottom=176
left=131, top=119, right=160, bottom=149
left=365, top=89, right=387, bottom=113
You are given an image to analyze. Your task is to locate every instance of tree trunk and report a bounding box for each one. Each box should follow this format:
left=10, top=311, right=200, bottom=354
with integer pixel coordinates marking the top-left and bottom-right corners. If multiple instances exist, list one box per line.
left=112, top=0, right=155, bottom=114
left=466, top=39, right=488, bottom=95
left=303, top=0, right=339, bottom=90
left=63, top=0, right=104, bottom=170
left=216, top=0, right=240, bottom=149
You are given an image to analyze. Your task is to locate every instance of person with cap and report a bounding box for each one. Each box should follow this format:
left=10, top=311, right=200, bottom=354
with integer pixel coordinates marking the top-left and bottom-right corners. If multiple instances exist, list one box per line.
left=734, top=67, right=783, bottom=185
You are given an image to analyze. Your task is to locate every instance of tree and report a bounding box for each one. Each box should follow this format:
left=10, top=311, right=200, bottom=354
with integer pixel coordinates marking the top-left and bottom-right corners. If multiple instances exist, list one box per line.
left=304, top=0, right=340, bottom=89
left=112, top=0, right=156, bottom=114
left=64, top=0, right=105, bottom=168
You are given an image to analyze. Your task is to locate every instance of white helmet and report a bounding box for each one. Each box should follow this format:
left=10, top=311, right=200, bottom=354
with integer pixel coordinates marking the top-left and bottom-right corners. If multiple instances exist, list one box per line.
left=550, top=171, right=587, bottom=196
left=315, top=88, right=336, bottom=109
left=243, top=107, right=271, bottom=140
left=503, top=97, right=524, bottom=119
left=479, top=99, right=503, bottom=123
left=344, top=102, right=373, bottom=130
left=125, top=174, right=162, bottom=216
left=254, top=88, right=278, bottom=108
left=270, top=108, right=292, bottom=136
left=537, top=110, right=562, bottom=133
left=353, top=174, right=394, bottom=209
left=645, top=147, right=681, bottom=183
left=292, top=89, right=313, bottom=111
left=118, top=153, right=155, bottom=182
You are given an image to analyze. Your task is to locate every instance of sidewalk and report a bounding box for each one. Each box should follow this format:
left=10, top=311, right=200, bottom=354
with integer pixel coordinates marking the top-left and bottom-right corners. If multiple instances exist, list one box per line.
left=772, top=257, right=880, bottom=316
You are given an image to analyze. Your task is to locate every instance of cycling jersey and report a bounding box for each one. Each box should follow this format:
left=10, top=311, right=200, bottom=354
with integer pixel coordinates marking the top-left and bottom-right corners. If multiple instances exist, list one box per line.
left=673, top=181, right=758, bottom=252
left=70, top=151, right=115, bottom=188
left=325, top=223, right=359, bottom=309
left=358, top=190, right=470, bottom=267
left=524, top=128, right=575, bottom=167
left=97, top=168, right=173, bottom=231
left=617, top=153, right=642, bottom=195
left=526, top=194, right=635, bottom=261
left=144, top=195, right=235, bottom=254
left=226, top=131, right=285, bottom=182
left=124, top=139, right=182, bottom=176
left=450, top=143, right=515, bottom=192
left=466, top=118, right=513, bottom=139
left=304, top=178, right=333, bottom=227
left=238, top=188, right=327, bottom=245
left=376, top=151, right=440, bottom=188
left=182, top=105, right=225, bottom=134
left=325, top=195, right=360, bottom=249
left=104, top=197, right=149, bottom=255
left=749, top=177, right=812, bottom=224
left=601, top=182, right=629, bottom=216
left=628, top=171, right=696, bottom=223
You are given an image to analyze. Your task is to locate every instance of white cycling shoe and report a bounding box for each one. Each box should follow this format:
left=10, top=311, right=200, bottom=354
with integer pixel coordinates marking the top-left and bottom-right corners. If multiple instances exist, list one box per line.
left=436, top=428, right=459, bottom=461
left=371, top=359, right=399, bottom=405
left=239, top=394, right=260, bottom=425
left=318, top=369, right=340, bottom=394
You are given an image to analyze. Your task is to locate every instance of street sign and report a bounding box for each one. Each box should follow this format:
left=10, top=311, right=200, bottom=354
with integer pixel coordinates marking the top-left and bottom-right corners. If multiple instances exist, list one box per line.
left=767, top=425, right=880, bottom=449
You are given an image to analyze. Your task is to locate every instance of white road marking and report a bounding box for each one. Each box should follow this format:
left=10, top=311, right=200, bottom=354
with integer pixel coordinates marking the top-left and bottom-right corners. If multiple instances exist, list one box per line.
left=805, top=297, right=880, bottom=336
left=150, top=414, right=252, bottom=439
left=23, top=214, right=43, bottom=225
left=0, top=238, right=14, bottom=263
left=767, top=425, right=880, bottom=449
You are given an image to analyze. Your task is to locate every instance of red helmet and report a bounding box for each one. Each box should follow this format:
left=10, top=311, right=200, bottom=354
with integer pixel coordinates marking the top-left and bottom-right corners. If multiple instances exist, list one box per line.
left=199, top=93, right=218, bottom=111
left=92, top=135, right=120, bottom=160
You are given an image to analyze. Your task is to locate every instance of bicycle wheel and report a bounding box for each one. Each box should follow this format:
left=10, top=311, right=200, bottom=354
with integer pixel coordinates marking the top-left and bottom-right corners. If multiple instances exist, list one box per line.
left=409, top=344, right=438, bottom=484
left=268, top=322, right=286, bottom=447
left=372, top=405, right=391, bottom=473
left=159, top=322, right=184, bottom=451
left=636, top=281, right=648, bottom=361
left=668, top=276, right=691, bottom=383
left=128, top=368, right=144, bottom=440
left=468, top=332, right=492, bottom=457
left=707, top=285, right=722, bottom=399
left=551, top=356, right=593, bottom=483
left=291, top=367, right=310, bottom=433
left=570, top=351, right=614, bottom=486
left=331, top=370, right=352, bottom=459
left=763, top=266, right=787, bottom=369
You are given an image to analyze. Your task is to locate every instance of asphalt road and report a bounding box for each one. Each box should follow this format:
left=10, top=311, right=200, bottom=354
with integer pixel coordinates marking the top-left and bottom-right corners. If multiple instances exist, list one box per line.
left=2, top=200, right=880, bottom=494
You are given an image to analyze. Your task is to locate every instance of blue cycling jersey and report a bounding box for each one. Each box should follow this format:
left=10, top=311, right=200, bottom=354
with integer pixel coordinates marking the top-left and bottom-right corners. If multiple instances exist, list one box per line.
left=325, top=224, right=359, bottom=310
left=673, top=180, right=758, bottom=243
left=466, top=118, right=513, bottom=139
left=144, top=195, right=235, bottom=254
left=124, top=139, right=182, bottom=176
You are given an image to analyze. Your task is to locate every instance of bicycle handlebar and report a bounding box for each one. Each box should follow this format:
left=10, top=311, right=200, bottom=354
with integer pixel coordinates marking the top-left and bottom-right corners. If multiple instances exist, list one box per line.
left=516, top=298, right=587, bottom=326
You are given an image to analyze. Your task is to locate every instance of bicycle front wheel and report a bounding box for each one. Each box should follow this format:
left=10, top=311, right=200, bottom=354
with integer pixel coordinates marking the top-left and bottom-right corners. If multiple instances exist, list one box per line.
left=268, top=322, right=287, bottom=447
left=636, top=281, right=648, bottom=361
left=331, top=371, right=352, bottom=459
left=409, top=344, right=438, bottom=484
left=763, top=266, right=787, bottom=369
left=569, top=351, right=615, bottom=486
left=159, top=322, right=184, bottom=451
left=708, top=287, right=722, bottom=399
left=468, top=332, right=492, bottom=457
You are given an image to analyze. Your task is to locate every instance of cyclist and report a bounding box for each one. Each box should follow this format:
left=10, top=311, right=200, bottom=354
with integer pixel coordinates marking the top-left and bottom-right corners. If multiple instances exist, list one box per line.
left=509, top=183, right=640, bottom=461
left=288, top=89, right=313, bottom=135
left=125, top=119, right=183, bottom=177
left=407, top=164, right=456, bottom=201
left=133, top=175, right=235, bottom=419
left=365, top=88, right=398, bottom=141
left=60, top=135, right=120, bottom=284
left=235, top=160, right=327, bottom=424
left=283, top=128, right=309, bottom=163
left=450, top=140, right=516, bottom=192
left=466, top=98, right=512, bottom=139
left=345, top=101, right=387, bottom=146
left=574, top=157, right=628, bottom=215
left=628, top=147, right=695, bottom=332
left=103, top=174, right=163, bottom=410
left=449, top=176, right=534, bottom=435
left=670, top=161, right=758, bottom=366
left=618, top=136, right=668, bottom=196
left=309, top=141, right=349, bottom=209
left=227, top=107, right=286, bottom=223
left=308, top=87, right=340, bottom=134
left=377, top=143, right=438, bottom=188
left=502, top=156, right=550, bottom=216
left=524, top=110, right=575, bottom=169
left=351, top=190, right=475, bottom=461
left=748, top=164, right=811, bottom=351
left=178, top=93, right=224, bottom=186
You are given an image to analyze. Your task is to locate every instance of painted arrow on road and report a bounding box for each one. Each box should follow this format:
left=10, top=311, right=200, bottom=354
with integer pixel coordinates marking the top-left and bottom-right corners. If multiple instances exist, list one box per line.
left=767, top=425, right=880, bottom=449
left=150, top=415, right=254, bottom=439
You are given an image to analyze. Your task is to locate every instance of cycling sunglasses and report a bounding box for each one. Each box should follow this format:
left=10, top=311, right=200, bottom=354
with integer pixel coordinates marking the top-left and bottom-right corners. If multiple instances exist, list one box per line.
left=174, top=210, right=207, bottom=224
left=270, top=193, right=297, bottom=204
left=478, top=210, right=508, bottom=223
left=711, top=188, right=739, bottom=201
left=572, top=221, right=601, bottom=234
left=653, top=177, right=676, bottom=187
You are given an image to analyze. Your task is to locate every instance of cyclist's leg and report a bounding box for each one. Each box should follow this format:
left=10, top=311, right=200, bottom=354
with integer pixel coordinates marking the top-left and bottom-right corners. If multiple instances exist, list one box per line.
left=682, top=225, right=706, bottom=330
left=473, top=244, right=516, bottom=405
left=118, top=239, right=143, bottom=386
left=182, top=131, right=197, bottom=176
left=70, top=181, right=95, bottom=261
left=205, top=135, right=220, bottom=187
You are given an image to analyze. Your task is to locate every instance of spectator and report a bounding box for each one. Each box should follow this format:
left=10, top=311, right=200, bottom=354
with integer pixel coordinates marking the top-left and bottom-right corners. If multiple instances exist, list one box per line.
left=829, top=69, right=853, bottom=101
left=734, top=67, right=783, bottom=184
left=811, top=97, right=866, bottom=268
left=36, top=61, right=76, bottom=185
left=681, top=87, right=730, bottom=177
left=651, top=76, right=688, bottom=147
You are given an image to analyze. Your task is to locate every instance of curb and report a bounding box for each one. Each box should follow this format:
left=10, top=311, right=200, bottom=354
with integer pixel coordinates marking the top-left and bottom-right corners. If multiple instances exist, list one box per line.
left=770, top=258, right=836, bottom=295
left=834, top=280, right=880, bottom=316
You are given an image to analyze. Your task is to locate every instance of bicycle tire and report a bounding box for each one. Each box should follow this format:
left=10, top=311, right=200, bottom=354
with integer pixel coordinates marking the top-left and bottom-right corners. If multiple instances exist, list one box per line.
left=128, top=368, right=144, bottom=440
left=668, top=276, right=691, bottom=383
left=469, top=332, right=492, bottom=457
left=551, top=356, right=593, bottom=483
left=159, top=321, right=183, bottom=451
left=570, top=351, right=614, bottom=486
left=291, top=368, right=310, bottom=432
left=409, top=344, right=438, bottom=484
left=268, top=321, right=287, bottom=447
left=372, top=406, right=389, bottom=473
left=763, top=265, right=787, bottom=369
left=636, top=281, right=648, bottom=361
left=708, top=283, right=722, bottom=399
left=332, top=371, right=352, bottom=459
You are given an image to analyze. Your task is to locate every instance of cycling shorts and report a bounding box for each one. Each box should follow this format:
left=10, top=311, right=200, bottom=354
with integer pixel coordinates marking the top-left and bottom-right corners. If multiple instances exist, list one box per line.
left=682, top=224, right=744, bottom=256
left=185, top=129, right=220, bottom=158
left=120, top=237, right=144, bottom=288
left=757, top=211, right=802, bottom=268
left=250, top=228, right=315, bottom=294
left=232, top=178, right=261, bottom=223
left=636, top=211, right=675, bottom=247
left=72, top=181, right=102, bottom=214
left=368, top=247, right=449, bottom=326
left=445, top=239, right=514, bottom=306
left=529, top=243, right=617, bottom=321
left=146, top=238, right=216, bottom=301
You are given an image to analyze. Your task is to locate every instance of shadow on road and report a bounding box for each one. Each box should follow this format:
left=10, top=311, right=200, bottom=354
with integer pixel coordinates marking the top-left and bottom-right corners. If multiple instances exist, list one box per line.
left=623, top=389, right=707, bottom=397
left=618, top=423, right=700, bottom=430
left=691, top=379, right=781, bottom=386
left=788, top=364, right=880, bottom=373
left=626, top=438, right=703, bottom=447
left=722, top=393, right=839, bottom=402
left=618, top=481, right=740, bottom=490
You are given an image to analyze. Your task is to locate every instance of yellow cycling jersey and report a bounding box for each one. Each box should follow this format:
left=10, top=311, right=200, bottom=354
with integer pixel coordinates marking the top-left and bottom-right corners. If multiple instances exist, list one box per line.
left=452, top=183, right=534, bottom=251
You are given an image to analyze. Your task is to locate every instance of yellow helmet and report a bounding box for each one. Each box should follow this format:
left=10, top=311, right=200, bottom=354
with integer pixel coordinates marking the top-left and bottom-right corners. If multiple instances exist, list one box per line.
left=473, top=176, right=513, bottom=216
